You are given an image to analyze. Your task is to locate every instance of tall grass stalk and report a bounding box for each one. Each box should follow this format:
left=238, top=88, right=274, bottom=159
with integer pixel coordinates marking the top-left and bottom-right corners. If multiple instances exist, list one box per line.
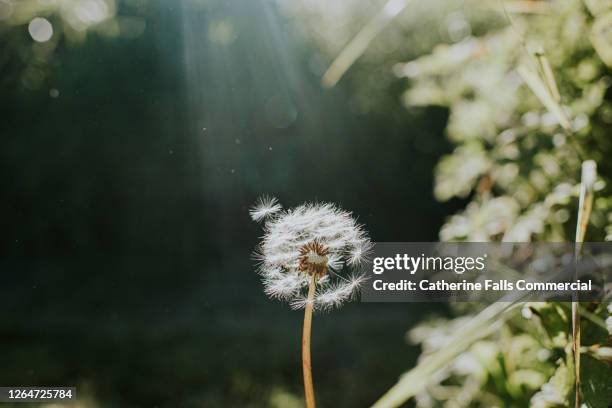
left=517, top=64, right=571, bottom=130
left=572, top=160, right=596, bottom=407
left=322, top=0, right=411, bottom=87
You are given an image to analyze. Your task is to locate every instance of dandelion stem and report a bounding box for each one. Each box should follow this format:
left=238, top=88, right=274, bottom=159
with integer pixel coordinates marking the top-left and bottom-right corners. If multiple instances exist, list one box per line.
left=302, top=274, right=317, bottom=408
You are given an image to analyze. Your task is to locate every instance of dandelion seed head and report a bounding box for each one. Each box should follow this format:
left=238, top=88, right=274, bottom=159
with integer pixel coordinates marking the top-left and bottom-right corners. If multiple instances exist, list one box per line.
left=249, top=195, right=282, bottom=222
left=252, top=198, right=371, bottom=311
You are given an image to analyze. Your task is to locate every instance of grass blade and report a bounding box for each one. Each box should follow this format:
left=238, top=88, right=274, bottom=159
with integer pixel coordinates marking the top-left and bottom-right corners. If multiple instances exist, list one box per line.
left=534, top=49, right=561, bottom=102
left=572, top=160, right=596, bottom=408
left=370, top=294, right=526, bottom=408
left=517, top=64, right=571, bottom=130
left=322, top=0, right=410, bottom=87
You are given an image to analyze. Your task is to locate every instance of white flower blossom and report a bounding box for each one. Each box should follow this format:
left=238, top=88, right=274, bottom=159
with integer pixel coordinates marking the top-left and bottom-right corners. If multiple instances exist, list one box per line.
left=251, top=198, right=371, bottom=311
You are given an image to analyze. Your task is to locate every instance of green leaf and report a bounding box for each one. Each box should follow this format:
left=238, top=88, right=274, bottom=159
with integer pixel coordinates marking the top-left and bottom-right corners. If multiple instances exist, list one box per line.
left=530, top=357, right=573, bottom=408
left=580, top=355, right=612, bottom=408
left=590, top=12, right=612, bottom=67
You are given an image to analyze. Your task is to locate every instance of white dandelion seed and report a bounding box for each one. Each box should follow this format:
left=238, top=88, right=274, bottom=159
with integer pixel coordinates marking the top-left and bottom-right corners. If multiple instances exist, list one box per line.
left=252, top=199, right=371, bottom=311
left=249, top=195, right=282, bottom=222
left=347, top=240, right=373, bottom=266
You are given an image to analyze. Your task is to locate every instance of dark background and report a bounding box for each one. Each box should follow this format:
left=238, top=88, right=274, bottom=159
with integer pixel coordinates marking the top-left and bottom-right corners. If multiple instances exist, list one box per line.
left=1, top=1, right=462, bottom=406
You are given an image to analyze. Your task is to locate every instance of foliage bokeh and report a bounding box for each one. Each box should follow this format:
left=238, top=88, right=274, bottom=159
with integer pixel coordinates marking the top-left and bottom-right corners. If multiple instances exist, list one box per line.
left=400, top=3, right=612, bottom=406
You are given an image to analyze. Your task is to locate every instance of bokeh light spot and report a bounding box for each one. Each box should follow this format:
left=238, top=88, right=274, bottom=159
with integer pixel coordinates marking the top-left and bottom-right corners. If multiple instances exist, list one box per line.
left=28, top=17, right=53, bottom=42
left=76, top=0, right=109, bottom=25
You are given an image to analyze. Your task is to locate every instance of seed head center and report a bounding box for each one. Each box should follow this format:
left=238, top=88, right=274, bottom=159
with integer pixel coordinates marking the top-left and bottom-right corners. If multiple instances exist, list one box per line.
left=298, top=241, right=330, bottom=277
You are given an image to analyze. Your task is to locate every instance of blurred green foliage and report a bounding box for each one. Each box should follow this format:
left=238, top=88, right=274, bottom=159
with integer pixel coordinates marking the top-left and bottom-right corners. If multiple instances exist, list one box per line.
left=410, top=1, right=612, bottom=244
left=371, top=1, right=612, bottom=406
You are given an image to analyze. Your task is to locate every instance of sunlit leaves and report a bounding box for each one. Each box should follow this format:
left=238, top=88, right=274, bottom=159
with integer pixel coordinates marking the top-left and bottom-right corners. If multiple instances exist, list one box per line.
left=434, top=143, right=491, bottom=202
left=375, top=1, right=612, bottom=406
left=590, top=12, right=612, bottom=67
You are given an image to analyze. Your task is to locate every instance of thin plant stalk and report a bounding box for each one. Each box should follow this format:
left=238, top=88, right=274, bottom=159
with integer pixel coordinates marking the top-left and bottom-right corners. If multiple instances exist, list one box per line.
left=534, top=49, right=561, bottom=102
left=517, top=64, right=571, bottom=130
left=572, top=160, right=596, bottom=408
left=322, top=0, right=411, bottom=87
left=302, top=275, right=317, bottom=408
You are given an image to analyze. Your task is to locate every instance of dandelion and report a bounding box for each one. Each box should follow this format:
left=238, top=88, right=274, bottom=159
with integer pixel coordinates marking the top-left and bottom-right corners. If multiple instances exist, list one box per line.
left=250, top=197, right=371, bottom=408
